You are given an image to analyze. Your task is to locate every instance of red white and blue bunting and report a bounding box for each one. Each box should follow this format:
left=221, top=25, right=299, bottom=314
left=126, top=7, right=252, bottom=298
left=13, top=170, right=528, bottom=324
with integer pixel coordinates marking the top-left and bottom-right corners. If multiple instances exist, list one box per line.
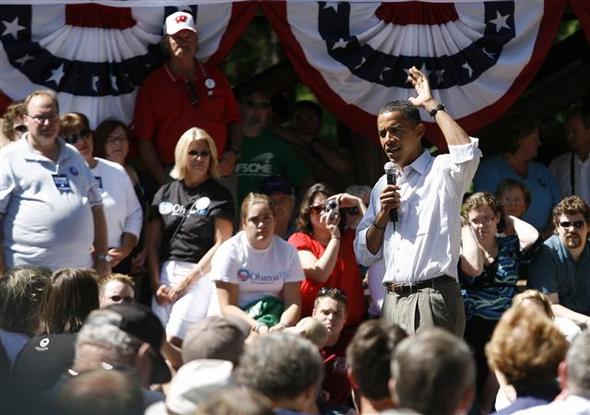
left=1, top=1, right=588, bottom=148
left=0, top=2, right=256, bottom=127
left=263, top=1, right=569, bottom=148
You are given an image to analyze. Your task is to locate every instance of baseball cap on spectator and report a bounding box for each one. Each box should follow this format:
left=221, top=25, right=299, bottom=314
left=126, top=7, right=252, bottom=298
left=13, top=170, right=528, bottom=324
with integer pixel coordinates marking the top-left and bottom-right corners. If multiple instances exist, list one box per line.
left=182, top=316, right=249, bottom=365
left=260, top=176, right=294, bottom=197
left=10, top=333, right=76, bottom=397
left=164, top=11, right=197, bottom=35
left=145, top=359, right=234, bottom=415
left=85, top=303, right=171, bottom=383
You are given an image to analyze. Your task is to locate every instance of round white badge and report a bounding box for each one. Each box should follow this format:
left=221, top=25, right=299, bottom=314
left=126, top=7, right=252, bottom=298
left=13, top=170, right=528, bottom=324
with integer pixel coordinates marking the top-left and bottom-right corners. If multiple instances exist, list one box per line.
left=195, top=196, right=211, bottom=211
left=159, top=201, right=174, bottom=215
left=39, top=337, right=50, bottom=348
left=204, top=78, right=216, bottom=89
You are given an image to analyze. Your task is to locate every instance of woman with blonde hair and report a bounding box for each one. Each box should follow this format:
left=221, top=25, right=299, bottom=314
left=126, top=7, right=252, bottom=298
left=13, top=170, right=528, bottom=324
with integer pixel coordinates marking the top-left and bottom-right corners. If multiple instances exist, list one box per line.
left=147, top=127, right=234, bottom=345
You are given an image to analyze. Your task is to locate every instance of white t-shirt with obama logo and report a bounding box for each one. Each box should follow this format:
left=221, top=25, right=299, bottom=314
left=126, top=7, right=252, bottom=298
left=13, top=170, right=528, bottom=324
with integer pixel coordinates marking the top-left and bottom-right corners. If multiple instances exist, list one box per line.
left=210, top=231, right=304, bottom=308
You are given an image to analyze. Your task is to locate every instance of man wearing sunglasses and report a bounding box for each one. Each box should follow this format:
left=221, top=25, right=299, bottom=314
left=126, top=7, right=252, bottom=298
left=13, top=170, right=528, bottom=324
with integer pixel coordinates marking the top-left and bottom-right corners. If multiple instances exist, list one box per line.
left=235, top=89, right=311, bottom=205
left=132, top=11, right=242, bottom=185
left=0, top=90, right=109, bottom=278
left=528, top=196, right=590, bottom=328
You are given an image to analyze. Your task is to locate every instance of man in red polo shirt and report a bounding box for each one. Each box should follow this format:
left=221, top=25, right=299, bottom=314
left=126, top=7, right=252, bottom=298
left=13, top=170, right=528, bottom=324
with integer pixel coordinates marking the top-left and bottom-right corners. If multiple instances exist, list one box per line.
left=132, top=11, right=241, bottom=185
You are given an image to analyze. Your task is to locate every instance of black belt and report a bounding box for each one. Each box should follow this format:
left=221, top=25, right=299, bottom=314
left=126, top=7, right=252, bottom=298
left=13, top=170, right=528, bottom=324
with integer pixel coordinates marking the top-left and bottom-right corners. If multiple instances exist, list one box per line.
left=384, top=275, right=455, bottom=296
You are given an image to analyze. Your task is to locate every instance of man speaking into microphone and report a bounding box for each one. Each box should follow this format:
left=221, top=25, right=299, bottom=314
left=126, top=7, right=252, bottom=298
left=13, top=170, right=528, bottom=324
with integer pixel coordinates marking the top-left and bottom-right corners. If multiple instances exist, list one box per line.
left=354, top=67, right=481, bottom=336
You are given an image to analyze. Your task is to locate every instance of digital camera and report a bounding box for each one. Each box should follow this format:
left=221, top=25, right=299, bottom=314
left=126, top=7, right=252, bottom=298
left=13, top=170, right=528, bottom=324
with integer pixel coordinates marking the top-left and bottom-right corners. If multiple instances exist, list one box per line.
left=324, top=199, right=339, bottom=221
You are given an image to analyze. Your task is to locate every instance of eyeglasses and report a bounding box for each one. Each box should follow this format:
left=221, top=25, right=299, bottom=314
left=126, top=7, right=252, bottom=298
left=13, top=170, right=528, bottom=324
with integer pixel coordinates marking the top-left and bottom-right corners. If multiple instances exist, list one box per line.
left=185, top=81, right=199, bottom=106
left=14, top=125, right=27, bottom=134
left=469, top=216, right=495, bottom=226
left=244, top=100, right=271, bottom=109
left=106, top=134, right=128, bottom=144
left=318, top=286, right=348, bottom=303
left=64, top=130, right=91, bottom=144
left=188, top=150, right=210, bottom=158
left=27, top=113, right=58, bottom=123
left=559, top=220, right=585, bottom=229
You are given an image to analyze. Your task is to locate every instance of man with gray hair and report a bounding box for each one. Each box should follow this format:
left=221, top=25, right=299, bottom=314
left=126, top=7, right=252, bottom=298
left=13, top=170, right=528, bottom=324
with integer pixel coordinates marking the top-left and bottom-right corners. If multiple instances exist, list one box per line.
left=513, top=330, right=590, bottom=414
left=389, top=328, right=476, bottom=415
left=56, top=303, right=171, bottom=411
left=236, top=333, right=323, bottom=414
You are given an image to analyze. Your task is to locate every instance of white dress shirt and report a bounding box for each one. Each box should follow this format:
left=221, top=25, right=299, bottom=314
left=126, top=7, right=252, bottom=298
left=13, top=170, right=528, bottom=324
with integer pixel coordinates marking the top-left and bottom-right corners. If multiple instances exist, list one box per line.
left=549, top=151, right=590, bottom=205
left=354, top=138, right=481, bottom=284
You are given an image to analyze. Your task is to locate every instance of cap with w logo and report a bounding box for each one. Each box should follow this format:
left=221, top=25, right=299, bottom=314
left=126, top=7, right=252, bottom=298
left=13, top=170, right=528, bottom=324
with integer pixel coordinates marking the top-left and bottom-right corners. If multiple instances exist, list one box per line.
left=164, top=11, right=197, bottom=35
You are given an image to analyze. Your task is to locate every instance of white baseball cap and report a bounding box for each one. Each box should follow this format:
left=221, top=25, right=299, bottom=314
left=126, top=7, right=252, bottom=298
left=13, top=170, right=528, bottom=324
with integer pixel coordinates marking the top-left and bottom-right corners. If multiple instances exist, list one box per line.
left=164, top=11, right=197, bottom=35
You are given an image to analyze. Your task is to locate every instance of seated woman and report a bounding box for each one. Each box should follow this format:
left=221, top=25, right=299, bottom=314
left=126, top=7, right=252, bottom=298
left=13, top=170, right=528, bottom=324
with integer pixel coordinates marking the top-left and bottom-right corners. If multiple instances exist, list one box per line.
left=459, top=192, right=539, bottom=413
left=288, top=183, right=366, bottom=327
left=147, top=127, right=234, bottom=344
left=211, top=193, right=303, bottom=334
left=60, top=113, right=143, bottom=274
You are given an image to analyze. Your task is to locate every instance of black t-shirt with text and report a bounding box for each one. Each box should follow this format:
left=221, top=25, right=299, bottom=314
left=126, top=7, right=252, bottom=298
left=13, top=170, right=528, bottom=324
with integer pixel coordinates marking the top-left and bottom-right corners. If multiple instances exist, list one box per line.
left=151, top=178, right=235, bottom=263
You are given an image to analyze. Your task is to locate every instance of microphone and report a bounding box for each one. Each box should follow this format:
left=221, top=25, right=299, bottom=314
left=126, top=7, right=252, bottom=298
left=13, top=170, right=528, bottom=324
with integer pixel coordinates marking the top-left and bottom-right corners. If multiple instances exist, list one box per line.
left=384, top=162, right=398, bottom=223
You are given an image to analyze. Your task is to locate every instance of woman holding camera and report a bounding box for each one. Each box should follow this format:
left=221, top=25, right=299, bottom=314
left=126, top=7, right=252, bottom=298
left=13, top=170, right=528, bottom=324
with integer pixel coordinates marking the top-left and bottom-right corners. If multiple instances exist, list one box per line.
left=288, top=183, right=366, bottom=326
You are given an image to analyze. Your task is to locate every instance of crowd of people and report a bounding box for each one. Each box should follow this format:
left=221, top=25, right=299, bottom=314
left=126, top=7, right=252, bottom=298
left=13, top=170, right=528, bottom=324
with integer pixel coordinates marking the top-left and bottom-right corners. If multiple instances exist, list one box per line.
left=1, top=10, right=590, bottom=415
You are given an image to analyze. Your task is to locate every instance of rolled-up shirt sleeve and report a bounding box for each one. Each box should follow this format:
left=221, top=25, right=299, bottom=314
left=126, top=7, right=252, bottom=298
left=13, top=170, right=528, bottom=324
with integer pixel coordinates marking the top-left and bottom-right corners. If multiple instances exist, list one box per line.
left=444, top=137, right=482, bottom=200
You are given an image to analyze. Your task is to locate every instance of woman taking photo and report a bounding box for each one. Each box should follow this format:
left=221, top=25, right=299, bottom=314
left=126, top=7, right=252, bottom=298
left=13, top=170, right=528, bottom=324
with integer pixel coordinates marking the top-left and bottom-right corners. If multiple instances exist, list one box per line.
left=288, top=183, right=366, bottom=327
left=59, top=113, right=143, bottom=274
left=147, top=127, right=234, bottom=344
left=459, top=192, right=539, bottom=413
left=211, top=193, right=303, bottom=334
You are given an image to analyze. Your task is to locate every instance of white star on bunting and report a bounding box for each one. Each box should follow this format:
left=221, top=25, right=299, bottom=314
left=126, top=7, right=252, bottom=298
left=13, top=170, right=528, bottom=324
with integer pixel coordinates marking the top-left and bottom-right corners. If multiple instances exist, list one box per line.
left=47, top=64, right=65, bottom=86
left=323, top=3, right=340, bottom=12
left=462, top=63, right=473, bottom=78
left=2, top=17, right=26, bottom=39
left=332, top=38, right=348, bottom=50
left=15, top=54, right=34, bottom=66
left=490, top=11, right=511, bottom=33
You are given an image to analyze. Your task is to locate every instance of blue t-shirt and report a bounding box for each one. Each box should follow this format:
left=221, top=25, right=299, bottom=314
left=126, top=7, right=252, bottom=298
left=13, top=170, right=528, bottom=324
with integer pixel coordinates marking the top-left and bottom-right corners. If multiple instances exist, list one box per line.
left=473, top=155, right=560, bottom=231
left=528, top=234, right=590, bottom=315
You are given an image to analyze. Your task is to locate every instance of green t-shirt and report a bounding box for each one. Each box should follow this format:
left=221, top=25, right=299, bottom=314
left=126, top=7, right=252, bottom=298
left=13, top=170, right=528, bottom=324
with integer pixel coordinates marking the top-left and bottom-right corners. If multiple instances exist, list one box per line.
left=235, top=129, right=311, bottom=203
